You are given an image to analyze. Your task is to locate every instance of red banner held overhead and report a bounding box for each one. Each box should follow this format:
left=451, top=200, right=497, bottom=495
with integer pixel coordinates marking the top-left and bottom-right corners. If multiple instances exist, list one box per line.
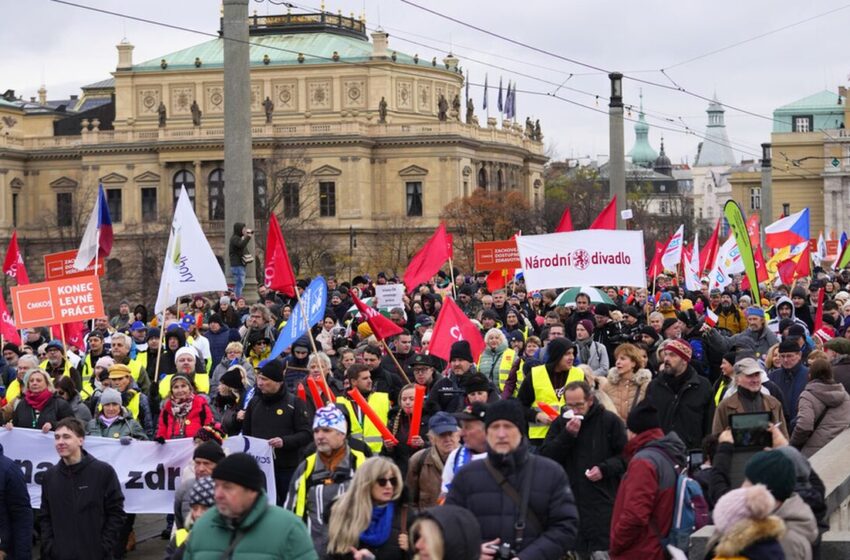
left=44, top=249, right=105, bottom=281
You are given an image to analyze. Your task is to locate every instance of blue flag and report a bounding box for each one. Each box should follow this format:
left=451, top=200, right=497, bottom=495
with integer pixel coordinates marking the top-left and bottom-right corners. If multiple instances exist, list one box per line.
left=497, top=76, right=503, bottom=112
left=269, top=276, right=327, bottom=360
left=842, top=231, right=848, bottom=249
left=482, top=74, right=488, bottom=110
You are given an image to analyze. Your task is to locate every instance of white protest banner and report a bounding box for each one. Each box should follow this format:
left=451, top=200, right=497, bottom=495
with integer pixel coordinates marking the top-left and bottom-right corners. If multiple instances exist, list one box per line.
left=0, top=429, right=275, bottom=513
left=515, top=230, right=646, bottom=291
left=375, top=284, right=404, bottom=310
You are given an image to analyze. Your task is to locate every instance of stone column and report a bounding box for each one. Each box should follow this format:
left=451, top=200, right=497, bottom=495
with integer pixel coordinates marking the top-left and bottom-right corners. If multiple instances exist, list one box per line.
left=223, top=0, right=257, bottom=291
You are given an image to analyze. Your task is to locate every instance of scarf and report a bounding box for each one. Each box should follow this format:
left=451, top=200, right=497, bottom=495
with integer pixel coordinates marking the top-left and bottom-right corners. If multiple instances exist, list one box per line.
left=737, top=386, right=764, bottom=413
left=576, top=338, right=592, bottom=364
left=24, top=390, right=53, bottom=412
left=100, top=414, right=120, bottom=428
left=359, top=502, right=395, bottom=548
left=170, top=397, right=193, bottom=419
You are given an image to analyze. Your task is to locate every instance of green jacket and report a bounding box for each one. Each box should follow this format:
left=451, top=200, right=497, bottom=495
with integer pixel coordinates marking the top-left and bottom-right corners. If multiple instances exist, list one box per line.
left=184, top=491, right=318, bottom=560
left=85, top=411, right=148, bottom=441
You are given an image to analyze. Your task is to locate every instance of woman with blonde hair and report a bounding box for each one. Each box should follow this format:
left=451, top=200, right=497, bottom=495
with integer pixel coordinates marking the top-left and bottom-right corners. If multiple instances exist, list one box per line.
left=6, top=369, right=73, bottom=431
left=327, top=456, right=409, bottom=559
left=410, top=505, right=481, bottom=560
left=602, top=343, right=652, bottom=420
left=477, top=328, right=509, bottom=387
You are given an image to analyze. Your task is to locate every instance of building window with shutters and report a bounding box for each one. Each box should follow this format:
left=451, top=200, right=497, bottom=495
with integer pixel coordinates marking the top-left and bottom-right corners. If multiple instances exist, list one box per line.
left=319, top=181, right=336, bottom=217
left=750, top=187, right=762, bottom=210
left=208, top=168, right=225, bottom=221
left=406, top=181, right=423, bottom=216
left=57, top=192, right=73, bottom=226
left=282, top=182, right=300, bottom=218
left=141, top=187, right=158, bottom=220
left=106, top=188, right=122, bottom=223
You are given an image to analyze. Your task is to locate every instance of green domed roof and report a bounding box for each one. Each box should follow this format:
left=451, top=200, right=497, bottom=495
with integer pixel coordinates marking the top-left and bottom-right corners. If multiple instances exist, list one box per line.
left=628, top=93, right=657, bottom=167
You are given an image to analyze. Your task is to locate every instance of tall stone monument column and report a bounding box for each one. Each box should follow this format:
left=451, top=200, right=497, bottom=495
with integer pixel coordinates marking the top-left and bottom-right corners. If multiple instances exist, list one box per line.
left=223, top=0, right=257, bottom=294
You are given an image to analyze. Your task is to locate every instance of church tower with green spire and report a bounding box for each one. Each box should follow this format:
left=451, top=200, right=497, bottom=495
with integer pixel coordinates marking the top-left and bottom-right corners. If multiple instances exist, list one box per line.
left=627, top=90, right=657, bottom=168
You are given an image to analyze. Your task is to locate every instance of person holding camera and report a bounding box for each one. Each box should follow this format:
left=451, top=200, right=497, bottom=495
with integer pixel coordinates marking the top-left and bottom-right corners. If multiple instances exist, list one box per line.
left=228, top=222, right=253, bottom=298
left=445, top=399, right=579, bottom=560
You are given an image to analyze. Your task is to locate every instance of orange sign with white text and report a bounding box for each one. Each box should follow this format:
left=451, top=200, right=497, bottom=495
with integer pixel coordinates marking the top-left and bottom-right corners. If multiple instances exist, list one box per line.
left=474, top=239, right=521, bottom=270
left=43, top=249, right=105, bottom=280
left=11, top=276, right=104, bottom=328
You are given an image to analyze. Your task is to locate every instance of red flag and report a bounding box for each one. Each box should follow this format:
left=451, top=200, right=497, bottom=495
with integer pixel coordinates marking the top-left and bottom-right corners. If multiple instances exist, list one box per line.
left=741, top=245, right=769, bottom=291
left=429, top=297, right=485, bottom=363
left=746, top=214, right=761, bottom=247
left=403, top=223, right=453, bottom=294
left=794, top=244, right=811, bottom=278
left=777, top=258, right=797, bottom=285
left=700, top=219, right=721, bottom=273
left=814, top=287, right=825, bottom=333
left=264, top=214, right=296, bottom=297
left=2, top=231, right=29, bottom=285
left=352, top=294, right=403, bottom=341
left=0, top=295, right=20, bottom=345
left=647, top=241, right=666, bottom=280
left=589, top=197, right=617, bottom=230
left=62, top=322, right=87, bottom=350
left=554, top=207, right=573, bottom=233
left=486, top=269, right=514, bottom=292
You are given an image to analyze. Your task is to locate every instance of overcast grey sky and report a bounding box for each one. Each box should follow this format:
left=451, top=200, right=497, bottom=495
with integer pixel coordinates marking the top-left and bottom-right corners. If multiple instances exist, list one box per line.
left=3, top=0, right=849, bottom=165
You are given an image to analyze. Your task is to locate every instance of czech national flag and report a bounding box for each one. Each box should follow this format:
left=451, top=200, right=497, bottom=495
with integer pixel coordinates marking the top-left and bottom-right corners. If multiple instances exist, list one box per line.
left=72, top=184, right=113, bottom=271
left=764, top=208, right=809, bottom=250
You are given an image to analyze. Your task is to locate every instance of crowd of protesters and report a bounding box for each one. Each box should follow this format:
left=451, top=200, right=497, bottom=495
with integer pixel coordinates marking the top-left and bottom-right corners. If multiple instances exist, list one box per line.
left=2, top=265, right=850, bottom=559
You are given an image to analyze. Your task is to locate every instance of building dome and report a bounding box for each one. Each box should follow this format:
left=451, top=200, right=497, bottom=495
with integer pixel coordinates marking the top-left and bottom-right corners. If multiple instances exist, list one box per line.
left=653, top=138, right=672, bottom=176
left=627, top=91, right=657, bottom=168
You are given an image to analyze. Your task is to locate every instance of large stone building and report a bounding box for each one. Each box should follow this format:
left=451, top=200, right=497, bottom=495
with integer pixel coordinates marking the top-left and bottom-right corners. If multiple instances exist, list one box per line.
left=0, top=11, right=546, bottom=305
left=691, top=95, right=739, bottom=228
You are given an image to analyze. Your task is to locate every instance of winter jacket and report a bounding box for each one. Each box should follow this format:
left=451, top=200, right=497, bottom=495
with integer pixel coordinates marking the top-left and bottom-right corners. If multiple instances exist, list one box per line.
left=325, top=495, right=410, bottom=560
left=645, top=366, right=715, bottom=450
left=228, top=222, right=251, bottom=267
left=86, top=410, right=148, bottom=441
left=773, top=493, right=818, bottom=560
left=155, top=395, right=214, bottom=440
left=575, top=338, right=610, bottom=377
left=712, top=390, right=789, bottom=438
left=831, top=355, right=850, bottom=395
left=539, top=400, right=627, bottom=552
left=381, top=407, right=429, bottom=476
left=0, top=443, right=32, bottom=559
left=594, top=320, right=632, bottom=364
left=205, top=325, right=240, bottom=369
left=478, top=343, right=509, bottom=386
left=715, top=305, right=746, bottom=335
left=705, top=516, right=786, bottom=560
left=768, top=362, right=809, bottom=429
left=610, top=429, right=686, bottom=560
left=602, top=366, right=652, bottom=420
left=184, top=491, right=317, bottom=560
left=790, top=379, right=850, bottom=457
left=39, top=451, right=125, bottom=560
left=724, top=326, right=779, bottom=361
left=406, top=445, right=451, bottom=511
left=11, top=392, right=74, bottom=430
left=67, top=394, right=92, bottom=423
left=242, top=385, right=312, bottom=469
left=208, top=354, right=255, bottom=398
left=446, top=440, right=579, bottom=560
left=767, top=297, right=810, bottom=336
left=416, top=505, right=482, bottom=560
left=429, top=370, right=475, bottom=413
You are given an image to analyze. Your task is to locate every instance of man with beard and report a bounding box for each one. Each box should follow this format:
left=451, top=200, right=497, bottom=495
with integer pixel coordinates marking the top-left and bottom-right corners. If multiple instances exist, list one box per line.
left=40, top=340, right=81, bottom=391
left=430, top=341, right=479, bottom=413
left=643, top=338, right=714, bottom=450
left=716, top=292, right=745, bottom=334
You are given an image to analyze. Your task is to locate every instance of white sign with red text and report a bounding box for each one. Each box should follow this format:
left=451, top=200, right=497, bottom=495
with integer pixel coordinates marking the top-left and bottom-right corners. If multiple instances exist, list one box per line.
left=515, top=230, right=647, bottom=290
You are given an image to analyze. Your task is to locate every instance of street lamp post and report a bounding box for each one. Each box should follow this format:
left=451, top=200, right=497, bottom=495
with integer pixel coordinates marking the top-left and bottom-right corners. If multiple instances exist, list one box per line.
left=609, top=72, right=626, bottom=230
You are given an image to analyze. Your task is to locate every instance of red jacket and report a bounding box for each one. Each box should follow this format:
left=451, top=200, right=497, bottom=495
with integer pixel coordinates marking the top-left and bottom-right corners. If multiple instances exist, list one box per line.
left=609, top=428, right=685, bottom=560
left=156, top=394, right=213, bottom=440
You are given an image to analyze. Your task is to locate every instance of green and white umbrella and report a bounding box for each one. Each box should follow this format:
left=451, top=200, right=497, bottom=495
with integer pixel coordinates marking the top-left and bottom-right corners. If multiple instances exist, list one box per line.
left=554, top=287, right=615, bottom=307
left=347, top=297, right=375, bottom=316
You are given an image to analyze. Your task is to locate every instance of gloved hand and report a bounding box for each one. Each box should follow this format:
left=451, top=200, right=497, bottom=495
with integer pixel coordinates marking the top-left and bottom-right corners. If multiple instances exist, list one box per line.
left=155, top=436, right=166, bottom=445
left=119, top=436, right=132, bottom=446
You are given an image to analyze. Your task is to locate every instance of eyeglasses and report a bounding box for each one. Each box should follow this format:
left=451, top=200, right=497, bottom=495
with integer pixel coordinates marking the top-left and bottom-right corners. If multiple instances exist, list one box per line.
left=375, top=477, right=398, bottom=488
left=38, top=353, right=46, bottom=358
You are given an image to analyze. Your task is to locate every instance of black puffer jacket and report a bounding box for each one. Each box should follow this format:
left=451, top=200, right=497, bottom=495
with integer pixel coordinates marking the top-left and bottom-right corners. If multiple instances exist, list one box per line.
left=228, top=221, right=250, bottom=267
left=419, top=505, right=482, bottom=560
left=644, top=365, right=715, bottom=450
left=446, top=440, right=579, bottom=559
left=539, top=400, right=627, bottom=552
left=11, top=393, right=74, bottom=429
left=242, top=384, right=312, bottom=468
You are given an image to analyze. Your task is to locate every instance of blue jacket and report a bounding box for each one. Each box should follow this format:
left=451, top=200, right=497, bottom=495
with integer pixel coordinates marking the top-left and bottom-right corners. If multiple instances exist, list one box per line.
left=206, top=325, right=240, bottom=369
left=769, top=362, right=809, bottom=429
left=0, top=443, right=33, bottom=559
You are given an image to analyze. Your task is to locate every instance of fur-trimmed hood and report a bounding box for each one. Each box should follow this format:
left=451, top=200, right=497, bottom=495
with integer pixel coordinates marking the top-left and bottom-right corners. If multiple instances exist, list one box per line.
left=606, top=366, right=652, bottom=386
left=714, top=516, right=785, bottom=557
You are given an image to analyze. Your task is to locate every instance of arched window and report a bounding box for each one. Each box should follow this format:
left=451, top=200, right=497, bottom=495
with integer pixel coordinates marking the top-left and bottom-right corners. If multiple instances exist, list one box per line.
left=208, top=168, right=225, bottom=220
left=106, top=258, right=123, bottom=282
left=173, top=170, right=196, bottom=209
left=477, top=167, right=488, bottom=189
left=253, top=168, right=268, bottom=217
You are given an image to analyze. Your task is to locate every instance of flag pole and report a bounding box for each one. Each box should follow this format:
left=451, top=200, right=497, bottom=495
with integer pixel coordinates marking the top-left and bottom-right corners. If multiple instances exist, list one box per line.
left=448, top=258, right=457, bottom=300
left=59, top=324, right=66, bottom=352
left=380, top=338, right=411, bottom=384
left=153, top=282, right=170, bottom=384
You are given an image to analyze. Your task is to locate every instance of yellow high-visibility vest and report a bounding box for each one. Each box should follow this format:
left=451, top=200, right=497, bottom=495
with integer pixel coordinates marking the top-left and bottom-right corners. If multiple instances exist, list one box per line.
left=294, top=448, right=366, bottom=519
left=158, top=373, right=210, bottom=399
left=336, top=393, right=390, bottom=453
left=528, top=364, right=584, bottom=440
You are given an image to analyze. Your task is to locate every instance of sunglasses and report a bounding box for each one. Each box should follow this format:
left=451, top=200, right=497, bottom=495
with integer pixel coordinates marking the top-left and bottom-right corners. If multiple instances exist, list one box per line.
left=375, top=477, right=398, bottom=488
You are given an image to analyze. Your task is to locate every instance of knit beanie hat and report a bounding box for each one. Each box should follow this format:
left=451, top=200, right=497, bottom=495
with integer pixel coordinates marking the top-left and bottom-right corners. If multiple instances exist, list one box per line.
left=578, top=319, right=595, bottom=336
left=778, top=339, right=801, bottom=354
left=664, top=338, right=693, bottom=362
left=722, top=352, right=737, bottom=367
left=594, top=303, right=611, bottom=317
left=313, top=404, right=348, bottom=434
left=746, top=307, right=765, bottom=319
left=219, top=366, right=244, bottom=391
left=212, top=453, right=265, bottom=492
left=546, top=337, right=574, bottom=366
left=258, top=359, right=285, bottom=382
left=639, top=326, right=660, bottom=343
left=170, top=373, right=194, bottom=389
left=484, top=399, right=526, bottom=432
left=208, top=313, right=223, bottom=326
left=745, top=450, right=796, bottom=501
left=463, top=373, right=491, bottom=395
left=188, top=477, right=216, bottom=508
left=713, top=484, right=776, bottom=534
left=108, top=363, right=132, bottom=380
left=661, top=318, right=680, bottom=335
left=449, top=340, right=473, bottom=363
left=626, top=400, right=661, bottom=434
left=99, top=388, right=122, bottom=407
left=174, top=347, right=197, bottom=361
left=193, top=441, right=226, bottom=463
left=357, top=322, right=373, bottom=339
left=96, top=356, right=115, bottom=370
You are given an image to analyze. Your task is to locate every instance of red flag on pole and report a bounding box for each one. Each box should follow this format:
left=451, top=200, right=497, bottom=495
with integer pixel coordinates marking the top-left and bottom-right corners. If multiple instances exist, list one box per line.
left=0, top=295, right=20, bottom=345
left=647, top=241, right=666, bottom=280
left=741, top=245, right=769, bottom=292
left=2, top=231, right=29, bottom=285
left=814, top=287, right=825, bottom=333
left=351, top=294, right=403, bottom=341
left=589, top=197, right=617, bottom=230
left=264, top=214, right=297, bottom=297
left=746, top=214, right=761, bottom=247
left=403, top=223, right=453, bottom=294
left=52, top=321, right=86, bottom=350
left=700, top=219, right=721, bottom=274
left=554, top=207, right=573, bottom=233
left=486, top=269, right=514, bottom=292
left=428, top=297, right=485, bottom=363
left=793, top=244, right=811, bottom=278
left=777, top=258, right=797, bottom=285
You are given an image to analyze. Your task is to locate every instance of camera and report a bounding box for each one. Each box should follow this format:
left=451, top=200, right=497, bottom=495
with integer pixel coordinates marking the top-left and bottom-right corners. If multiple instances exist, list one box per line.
left=487, top=542, right=516, bottom=560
